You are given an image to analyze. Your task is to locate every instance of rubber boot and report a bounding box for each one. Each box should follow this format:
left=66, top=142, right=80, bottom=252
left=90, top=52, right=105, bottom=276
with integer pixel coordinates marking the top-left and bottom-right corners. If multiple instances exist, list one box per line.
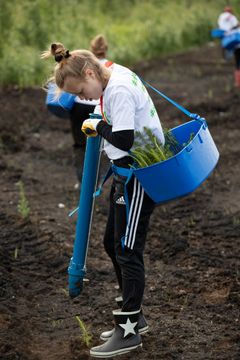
left=115, top=296, right=124, bottom=308
left=100, top=297, right=149, bottom=341
left=90, top=309, right=142, bottom=358
left=234, top=70, right=240, bottom=87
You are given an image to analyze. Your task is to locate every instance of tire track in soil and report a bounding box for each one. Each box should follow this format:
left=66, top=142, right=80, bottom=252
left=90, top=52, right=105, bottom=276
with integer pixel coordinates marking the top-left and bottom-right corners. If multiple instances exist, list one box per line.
left=0, top=212, right=74, bottom=360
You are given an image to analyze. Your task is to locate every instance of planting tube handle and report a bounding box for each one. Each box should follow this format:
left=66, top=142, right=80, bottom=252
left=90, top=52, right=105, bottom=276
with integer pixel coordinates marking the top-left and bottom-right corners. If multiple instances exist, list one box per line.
left=85, top=128, right=96, bottom=135
left=140, top=78, right=207, bottom=127
left=68, top=113, right=102, bottom=298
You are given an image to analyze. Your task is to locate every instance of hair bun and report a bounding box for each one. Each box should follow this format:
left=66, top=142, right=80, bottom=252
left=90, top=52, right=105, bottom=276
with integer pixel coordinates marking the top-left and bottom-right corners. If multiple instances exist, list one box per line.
left=51, top=43, right=65, bottom=55
left=50, top=43, right=71, bottom=63
left=90, top=35, right=108, bottom=57
left=40, top=42, right=70, bottom=61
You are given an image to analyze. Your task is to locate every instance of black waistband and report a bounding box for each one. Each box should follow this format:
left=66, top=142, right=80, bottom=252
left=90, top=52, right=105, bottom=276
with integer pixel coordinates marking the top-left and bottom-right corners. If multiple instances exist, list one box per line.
left=112, top=156, right=133, bottom=169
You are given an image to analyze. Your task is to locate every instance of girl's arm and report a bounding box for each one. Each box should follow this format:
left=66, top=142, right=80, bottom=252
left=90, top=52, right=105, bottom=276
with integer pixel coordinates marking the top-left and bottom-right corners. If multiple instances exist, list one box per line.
left=96, top=121, right=134, bottom=151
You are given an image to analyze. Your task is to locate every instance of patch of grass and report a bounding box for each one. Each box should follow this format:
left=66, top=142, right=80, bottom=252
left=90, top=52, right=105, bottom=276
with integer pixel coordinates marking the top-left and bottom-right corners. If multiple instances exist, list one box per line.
left=1, top=0, right=240, bottom=85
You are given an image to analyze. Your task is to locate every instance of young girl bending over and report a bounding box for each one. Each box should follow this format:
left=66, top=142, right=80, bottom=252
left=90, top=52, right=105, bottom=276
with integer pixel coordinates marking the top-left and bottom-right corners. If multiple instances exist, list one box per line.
left=42, top=43, right=164, bottom=358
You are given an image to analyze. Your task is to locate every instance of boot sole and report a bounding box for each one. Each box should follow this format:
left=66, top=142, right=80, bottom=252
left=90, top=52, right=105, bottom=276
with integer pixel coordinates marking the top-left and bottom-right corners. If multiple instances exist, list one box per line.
left=100, top=326, right=149, bottom=341
left=90, top=343, right=142, bottom=358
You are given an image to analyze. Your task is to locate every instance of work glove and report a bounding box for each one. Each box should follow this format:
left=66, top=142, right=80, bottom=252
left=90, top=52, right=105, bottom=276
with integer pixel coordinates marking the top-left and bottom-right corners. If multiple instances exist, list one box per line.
left=81, top=118, right=101, bottom=137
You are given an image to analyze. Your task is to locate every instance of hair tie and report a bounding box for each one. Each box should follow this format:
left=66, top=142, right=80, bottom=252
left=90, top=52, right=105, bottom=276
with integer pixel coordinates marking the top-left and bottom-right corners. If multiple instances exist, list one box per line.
left=55, top=54, right=63, bottom=62
left=65, top=50, right=70, bottom=58
left=54, top=50, right=71, bottom=63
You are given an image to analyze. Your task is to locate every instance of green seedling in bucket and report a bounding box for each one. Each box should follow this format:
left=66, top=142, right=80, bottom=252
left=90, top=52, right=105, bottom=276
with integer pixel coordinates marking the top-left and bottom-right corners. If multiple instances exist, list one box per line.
left=130, top=127, right=196, bottom=169
left=182, top=132, right=195, bottom=148
left=130, top=127, right=181, bottom=168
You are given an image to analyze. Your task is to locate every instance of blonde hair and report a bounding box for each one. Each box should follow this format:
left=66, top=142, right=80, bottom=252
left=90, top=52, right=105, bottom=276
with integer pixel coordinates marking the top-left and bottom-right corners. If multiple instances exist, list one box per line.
left=90, top=34, right=108, bottom=59
left=41, top=42, right=108, bottom=89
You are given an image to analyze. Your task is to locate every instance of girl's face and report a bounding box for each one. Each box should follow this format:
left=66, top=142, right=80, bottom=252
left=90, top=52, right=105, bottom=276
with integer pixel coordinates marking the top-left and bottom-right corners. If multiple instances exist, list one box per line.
left=62, top=69, right=104, bottom=100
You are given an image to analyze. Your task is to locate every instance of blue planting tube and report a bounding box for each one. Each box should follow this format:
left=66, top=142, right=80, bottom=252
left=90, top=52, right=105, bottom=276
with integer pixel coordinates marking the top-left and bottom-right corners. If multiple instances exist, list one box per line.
left=68, top=114, right=102, bottom=298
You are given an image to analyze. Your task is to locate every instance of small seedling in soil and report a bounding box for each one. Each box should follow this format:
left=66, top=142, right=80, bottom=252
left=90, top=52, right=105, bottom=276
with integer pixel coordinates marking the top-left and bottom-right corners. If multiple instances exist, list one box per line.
left=52, top=319, right=63, bottom=328
left=14, top=247, right=18, bottom=259
left=17, top=181, right=30, bottom=219
left=75, top=315, right=92, bottom=348
left=233, top=217, right=240, bottom=225
left=61, top=288, right=68, bottom=296
left=188, top=217, right=196, bottom=226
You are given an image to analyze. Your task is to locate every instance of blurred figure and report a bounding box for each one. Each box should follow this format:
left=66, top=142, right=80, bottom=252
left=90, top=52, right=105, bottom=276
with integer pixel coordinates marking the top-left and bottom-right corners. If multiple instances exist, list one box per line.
left=90, top=34, right=108, bottom=62
left=218, top=6, right=239, bottom=32
left=218, top=6, right=240, bottom=87
left=70, top=35, right=109, bottom=181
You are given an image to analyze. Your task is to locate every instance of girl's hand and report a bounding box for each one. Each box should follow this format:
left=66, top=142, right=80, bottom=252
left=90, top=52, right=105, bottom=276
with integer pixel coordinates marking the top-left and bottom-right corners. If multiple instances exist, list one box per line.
left=81, top=118, right=101, bottom=137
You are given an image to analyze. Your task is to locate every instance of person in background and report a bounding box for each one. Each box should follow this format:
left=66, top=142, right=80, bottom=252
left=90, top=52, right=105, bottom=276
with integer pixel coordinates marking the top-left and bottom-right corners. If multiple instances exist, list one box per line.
left=218, top=6, right=239, bottom=32
left=42, top=43, right=164, bottom=358
left=70, top=34, right=109, bottom=182
left=218, top=6, right=240, bottom=87
left=90, top=34, right=109, bottom=62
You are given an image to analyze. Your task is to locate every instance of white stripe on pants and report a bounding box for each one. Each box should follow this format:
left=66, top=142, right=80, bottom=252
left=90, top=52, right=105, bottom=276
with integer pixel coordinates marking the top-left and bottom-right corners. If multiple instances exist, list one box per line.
left=125, top=177, right=145, bottom=249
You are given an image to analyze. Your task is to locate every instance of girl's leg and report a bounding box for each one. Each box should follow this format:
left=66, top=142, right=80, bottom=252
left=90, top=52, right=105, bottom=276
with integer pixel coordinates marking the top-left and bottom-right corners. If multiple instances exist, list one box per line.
left=90, top=176, right=152, bottom=357
left=234, top=48, right=240, bottom=87
left=103, top=184, right=123, bottom=290
left=69, top=103, right=95, bottom=181
left=69, top=103, right=95, bottom=147
left=234, top=48, right=240, bottom=70
left=113, top=175, right=155, bottom=312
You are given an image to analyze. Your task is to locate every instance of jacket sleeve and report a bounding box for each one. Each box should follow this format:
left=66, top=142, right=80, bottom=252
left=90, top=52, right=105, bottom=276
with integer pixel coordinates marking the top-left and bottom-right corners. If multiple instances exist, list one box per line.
left=96, top=121, right=134, bottom=151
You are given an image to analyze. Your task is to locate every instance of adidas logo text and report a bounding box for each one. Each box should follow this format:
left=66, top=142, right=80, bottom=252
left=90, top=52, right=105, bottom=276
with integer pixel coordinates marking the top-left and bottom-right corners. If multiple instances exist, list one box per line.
left=116, top=196, right=126, bottom=205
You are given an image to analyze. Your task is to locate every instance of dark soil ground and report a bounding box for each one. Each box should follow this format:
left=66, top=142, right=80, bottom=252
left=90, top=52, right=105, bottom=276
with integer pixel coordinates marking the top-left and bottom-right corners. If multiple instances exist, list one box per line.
left=0, top=43, right=240, bottom=360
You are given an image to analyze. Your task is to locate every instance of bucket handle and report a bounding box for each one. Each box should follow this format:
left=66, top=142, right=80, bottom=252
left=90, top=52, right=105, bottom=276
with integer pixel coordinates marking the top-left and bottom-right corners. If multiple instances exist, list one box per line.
left=140, top=78, right=207, bottom=128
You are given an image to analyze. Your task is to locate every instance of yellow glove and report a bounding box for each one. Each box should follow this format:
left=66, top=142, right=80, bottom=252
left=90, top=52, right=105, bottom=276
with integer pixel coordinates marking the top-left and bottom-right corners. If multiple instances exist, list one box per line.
left=81, top=118, right=101, bottom=137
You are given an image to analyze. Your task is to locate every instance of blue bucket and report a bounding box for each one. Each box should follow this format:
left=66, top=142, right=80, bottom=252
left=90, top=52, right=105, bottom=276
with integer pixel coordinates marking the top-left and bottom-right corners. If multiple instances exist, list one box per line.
left=46, top=82, right=76, bottom=119
left=211, top=28, right=225, bottom=39
left=133, top=119, right=219, bottom=204
left=221, top=31, right=240, bottom=50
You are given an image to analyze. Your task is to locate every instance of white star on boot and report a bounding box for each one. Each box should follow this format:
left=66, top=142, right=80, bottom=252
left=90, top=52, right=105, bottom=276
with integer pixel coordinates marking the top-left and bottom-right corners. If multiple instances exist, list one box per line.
left=119, top=318, right=138, bottom=337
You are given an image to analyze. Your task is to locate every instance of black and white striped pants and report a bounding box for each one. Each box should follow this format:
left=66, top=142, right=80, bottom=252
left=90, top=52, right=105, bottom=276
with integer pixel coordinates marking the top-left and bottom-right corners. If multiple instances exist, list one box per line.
left=103, top=171, right=155, bottom=312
